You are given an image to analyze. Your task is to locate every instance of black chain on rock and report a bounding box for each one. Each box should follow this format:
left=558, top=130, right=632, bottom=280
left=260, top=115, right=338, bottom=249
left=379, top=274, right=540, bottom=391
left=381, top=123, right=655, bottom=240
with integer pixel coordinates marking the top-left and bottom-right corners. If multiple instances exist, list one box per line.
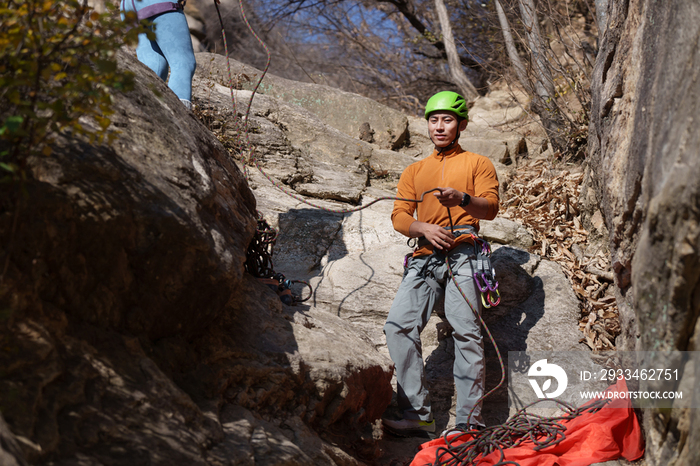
left=244, top=212, right=278, bottom=279
left=244, top=213, right=312, bottom=304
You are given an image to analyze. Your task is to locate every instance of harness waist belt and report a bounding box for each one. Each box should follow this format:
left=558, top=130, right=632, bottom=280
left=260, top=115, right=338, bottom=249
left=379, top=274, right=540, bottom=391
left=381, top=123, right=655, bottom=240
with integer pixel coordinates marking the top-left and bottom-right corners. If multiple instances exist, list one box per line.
left=130, top=1, right=183, bottom=20
left=416, top=225, right=477, bottom=248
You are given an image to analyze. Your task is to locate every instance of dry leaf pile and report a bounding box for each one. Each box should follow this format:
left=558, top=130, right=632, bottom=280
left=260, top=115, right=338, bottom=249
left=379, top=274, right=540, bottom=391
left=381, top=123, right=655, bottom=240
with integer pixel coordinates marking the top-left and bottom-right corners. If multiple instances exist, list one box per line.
left=500, top=158, right=619, bottom=350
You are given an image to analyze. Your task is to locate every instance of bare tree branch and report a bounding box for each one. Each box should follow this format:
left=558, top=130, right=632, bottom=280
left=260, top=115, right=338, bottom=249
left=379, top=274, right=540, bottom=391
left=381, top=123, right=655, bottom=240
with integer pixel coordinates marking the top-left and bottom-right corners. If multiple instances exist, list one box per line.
left=434, top=0, right=478, bottom=99
left=376, top=0, right=481, bottom=71
left=494, top=0, right=528, bottom=91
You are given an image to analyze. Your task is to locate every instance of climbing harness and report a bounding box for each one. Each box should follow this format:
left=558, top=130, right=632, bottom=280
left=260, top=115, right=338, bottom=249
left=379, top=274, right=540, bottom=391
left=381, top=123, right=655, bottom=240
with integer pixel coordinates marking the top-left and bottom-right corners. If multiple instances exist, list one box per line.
left=121, top=0, right=185, bottom=21
left=414, top=224, right=477, bottom=249
left=410, top=223, right=501, bottom=310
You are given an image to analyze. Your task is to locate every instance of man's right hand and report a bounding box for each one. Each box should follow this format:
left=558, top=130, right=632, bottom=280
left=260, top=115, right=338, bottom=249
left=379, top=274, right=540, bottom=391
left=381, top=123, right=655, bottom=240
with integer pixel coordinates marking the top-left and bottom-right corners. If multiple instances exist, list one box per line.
left=409, top=221, right=455, bottom=250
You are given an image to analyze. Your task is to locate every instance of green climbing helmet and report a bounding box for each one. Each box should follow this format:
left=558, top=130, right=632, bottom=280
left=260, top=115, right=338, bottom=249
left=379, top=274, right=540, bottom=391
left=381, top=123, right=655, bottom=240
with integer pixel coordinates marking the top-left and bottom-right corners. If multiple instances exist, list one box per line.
left=424, top=91, right=468, bottom=121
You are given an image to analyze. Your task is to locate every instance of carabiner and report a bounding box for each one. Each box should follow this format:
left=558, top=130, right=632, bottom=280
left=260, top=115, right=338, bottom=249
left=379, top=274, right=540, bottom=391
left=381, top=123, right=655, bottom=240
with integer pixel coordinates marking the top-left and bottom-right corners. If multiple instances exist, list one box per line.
left=481, top=273, right=499, bottom=292
left=481, top=292, right=492, bottom=309
left=473, top=273, right=489, bottom=292
left=481, top=243, right=490, bottom=255
left=487, top=289, right=501, bottom=307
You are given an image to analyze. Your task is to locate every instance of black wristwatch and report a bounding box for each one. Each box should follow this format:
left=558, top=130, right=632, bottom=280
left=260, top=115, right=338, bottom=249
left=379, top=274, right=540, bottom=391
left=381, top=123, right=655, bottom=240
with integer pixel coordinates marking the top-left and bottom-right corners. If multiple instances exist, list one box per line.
left=459, top=192, right=471, bottom=207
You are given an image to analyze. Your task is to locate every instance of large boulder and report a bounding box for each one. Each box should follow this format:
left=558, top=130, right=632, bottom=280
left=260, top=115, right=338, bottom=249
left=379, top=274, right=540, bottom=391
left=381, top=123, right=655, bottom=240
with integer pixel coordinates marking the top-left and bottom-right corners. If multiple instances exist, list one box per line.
left=0, top=49, right=392, bottom=465
left=15, top=56, right=258, bottom=342
left=1, top=46, right=258, bottom=463
left=588, top=1, right=700, bottom=464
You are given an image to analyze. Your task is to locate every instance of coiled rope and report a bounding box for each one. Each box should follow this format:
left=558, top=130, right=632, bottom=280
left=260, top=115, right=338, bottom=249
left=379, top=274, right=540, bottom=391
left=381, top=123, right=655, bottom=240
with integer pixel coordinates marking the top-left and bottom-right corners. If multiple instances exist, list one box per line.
left=432, top=398, right=610, bottom=466
left=211, top=2, right=601, bottom=465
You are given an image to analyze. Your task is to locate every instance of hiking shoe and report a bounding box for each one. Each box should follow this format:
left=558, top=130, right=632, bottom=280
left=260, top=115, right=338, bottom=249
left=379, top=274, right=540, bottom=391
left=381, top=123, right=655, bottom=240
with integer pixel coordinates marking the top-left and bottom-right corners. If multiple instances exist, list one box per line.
left=440, top=423, right=484, bottom=438
left=382, top=418, right=436, bottom=437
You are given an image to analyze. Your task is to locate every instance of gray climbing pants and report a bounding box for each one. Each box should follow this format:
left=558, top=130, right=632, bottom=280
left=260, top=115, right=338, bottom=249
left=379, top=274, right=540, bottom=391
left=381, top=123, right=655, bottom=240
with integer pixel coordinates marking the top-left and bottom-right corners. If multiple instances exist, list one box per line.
left=384, top=243, right=485, bottom=426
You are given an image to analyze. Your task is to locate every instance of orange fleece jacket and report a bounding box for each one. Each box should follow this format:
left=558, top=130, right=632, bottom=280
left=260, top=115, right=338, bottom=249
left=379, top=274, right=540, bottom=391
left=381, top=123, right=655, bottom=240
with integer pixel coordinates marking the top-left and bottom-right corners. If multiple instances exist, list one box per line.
left=392, top=144, right=499, bottom=255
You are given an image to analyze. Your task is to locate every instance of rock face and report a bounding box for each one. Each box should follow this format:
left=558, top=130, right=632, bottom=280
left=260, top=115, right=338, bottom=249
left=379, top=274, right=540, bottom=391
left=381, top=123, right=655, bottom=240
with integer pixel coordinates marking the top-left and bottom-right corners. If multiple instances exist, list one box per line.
left=195, top=53, right=410, bottom=150
left=0, top=50, right=392, bottom=465
left=1, top=42, right=593, bottom=466
left=588, top=0, right=700, bottom=464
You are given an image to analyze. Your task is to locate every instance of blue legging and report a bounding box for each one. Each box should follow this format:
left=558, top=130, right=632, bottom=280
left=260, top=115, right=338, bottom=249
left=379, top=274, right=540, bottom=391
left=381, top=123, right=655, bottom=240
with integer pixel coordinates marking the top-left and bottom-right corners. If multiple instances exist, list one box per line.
left=121, top=1, right=196, bottom=102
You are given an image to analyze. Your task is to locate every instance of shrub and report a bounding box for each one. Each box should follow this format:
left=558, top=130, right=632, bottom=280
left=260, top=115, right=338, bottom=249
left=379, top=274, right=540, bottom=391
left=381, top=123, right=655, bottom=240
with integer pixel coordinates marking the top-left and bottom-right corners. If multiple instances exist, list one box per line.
left=0, top=0, right=150, bottom=182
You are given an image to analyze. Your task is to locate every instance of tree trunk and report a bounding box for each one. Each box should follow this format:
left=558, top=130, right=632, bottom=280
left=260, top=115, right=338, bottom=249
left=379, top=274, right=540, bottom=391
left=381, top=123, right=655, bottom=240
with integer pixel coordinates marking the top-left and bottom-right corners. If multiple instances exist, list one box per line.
left=518, top=0, right=555, bottom=98
left=595, top=0, right=610, bottom=34
left=434, top=0, right=478, bottom=100
left=494, top=0, right=529, bottom=92
left=517, top=0, right=568, bottom=153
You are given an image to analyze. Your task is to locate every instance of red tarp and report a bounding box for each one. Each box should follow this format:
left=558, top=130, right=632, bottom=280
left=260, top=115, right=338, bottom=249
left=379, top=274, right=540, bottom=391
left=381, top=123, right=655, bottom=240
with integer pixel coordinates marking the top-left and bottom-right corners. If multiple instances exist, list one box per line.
left=411, top=379, right=644, bottom=466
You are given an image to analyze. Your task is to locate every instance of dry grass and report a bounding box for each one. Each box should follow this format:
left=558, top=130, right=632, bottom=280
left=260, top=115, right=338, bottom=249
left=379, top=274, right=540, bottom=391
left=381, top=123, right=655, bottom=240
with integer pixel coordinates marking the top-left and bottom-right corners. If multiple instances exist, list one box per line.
left=500, top=157, right=619, bottom=351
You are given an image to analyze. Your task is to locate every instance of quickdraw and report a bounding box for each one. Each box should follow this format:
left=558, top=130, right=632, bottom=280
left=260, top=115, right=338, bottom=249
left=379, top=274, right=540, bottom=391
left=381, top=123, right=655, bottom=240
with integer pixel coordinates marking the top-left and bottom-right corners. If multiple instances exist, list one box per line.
left=470, top=234, right=500, bottom=308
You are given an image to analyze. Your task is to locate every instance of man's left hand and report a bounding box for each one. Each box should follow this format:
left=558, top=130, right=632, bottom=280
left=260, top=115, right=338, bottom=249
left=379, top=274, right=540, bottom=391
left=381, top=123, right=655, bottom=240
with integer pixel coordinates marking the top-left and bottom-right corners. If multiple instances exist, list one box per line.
left=434, top=187, right=463, bottom=207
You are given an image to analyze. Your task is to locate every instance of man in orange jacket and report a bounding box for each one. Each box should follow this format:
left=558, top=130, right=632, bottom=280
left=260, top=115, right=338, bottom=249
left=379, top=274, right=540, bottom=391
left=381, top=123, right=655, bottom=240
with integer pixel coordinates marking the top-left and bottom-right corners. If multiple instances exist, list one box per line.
left=382, top=91, right=499, bottom=437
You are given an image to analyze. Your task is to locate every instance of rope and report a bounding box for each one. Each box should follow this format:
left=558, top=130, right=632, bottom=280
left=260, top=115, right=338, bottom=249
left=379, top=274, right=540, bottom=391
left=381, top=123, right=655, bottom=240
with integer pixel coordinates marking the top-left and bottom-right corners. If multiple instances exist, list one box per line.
left=243, top=211, right=313, bottom=304
left=244, top=211, right=277, bottom=279
left=446, top=256, right=506, bottom=423
left=212, top=5, right=604, bottom=465
left=214, top=0, right=510, bottom=432
left=431, top=398, right=610, bottom=466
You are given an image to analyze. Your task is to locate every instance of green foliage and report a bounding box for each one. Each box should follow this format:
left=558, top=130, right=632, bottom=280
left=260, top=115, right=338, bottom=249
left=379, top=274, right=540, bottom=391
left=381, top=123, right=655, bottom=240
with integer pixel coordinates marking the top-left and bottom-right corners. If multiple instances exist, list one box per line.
left=0, top=0, right=151, bottom=182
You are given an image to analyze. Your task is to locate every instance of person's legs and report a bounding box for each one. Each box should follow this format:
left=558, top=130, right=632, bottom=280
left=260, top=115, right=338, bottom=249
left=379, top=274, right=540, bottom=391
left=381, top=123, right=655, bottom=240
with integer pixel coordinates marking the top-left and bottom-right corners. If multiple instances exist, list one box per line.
left=135, top=30, right=169, bottom=81
left=120, top=1, right=169, bottom=80
left=151, top=10, right=197, bottom=103
left=384, top=255, right=440, bottom=422
left=442, top=246, right=485, bottom=427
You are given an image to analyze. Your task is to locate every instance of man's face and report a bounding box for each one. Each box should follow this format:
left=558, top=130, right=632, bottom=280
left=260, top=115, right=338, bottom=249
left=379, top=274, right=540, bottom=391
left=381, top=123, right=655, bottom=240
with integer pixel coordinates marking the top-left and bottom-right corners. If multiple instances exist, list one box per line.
left=428, top=111, right=467, bottom=148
